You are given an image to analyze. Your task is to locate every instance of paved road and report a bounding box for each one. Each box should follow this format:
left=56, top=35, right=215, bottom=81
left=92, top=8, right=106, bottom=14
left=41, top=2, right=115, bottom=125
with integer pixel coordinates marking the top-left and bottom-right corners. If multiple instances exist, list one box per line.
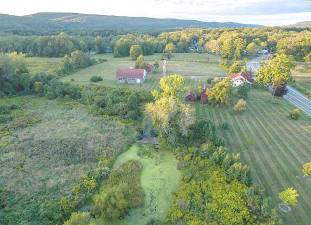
left=247, top=55, right=311, bottom=116
left=246, top=55, right=266, bottom=73
left=283, top=86, right=311, bottom=116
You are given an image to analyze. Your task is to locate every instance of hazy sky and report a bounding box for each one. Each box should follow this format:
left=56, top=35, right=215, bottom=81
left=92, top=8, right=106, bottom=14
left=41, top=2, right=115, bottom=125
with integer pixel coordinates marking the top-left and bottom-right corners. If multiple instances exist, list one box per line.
left=1, top=0, right=311, bottom=25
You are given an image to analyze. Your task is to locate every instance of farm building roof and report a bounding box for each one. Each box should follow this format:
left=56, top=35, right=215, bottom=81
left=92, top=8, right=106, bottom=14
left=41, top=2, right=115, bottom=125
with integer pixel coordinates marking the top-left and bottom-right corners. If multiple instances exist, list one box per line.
left=116, top=68, right=145, bottom=79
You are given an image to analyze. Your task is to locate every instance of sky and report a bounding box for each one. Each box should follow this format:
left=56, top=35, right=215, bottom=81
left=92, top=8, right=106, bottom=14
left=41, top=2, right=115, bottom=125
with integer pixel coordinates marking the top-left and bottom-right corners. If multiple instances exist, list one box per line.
left=1, top=0, right=311, bottom=26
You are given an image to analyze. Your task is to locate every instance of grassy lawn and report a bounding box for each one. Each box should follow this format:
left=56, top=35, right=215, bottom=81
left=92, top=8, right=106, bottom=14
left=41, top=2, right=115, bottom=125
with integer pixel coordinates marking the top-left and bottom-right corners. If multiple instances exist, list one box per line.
left=0, top=96, right=136, bottom=224
left=195, top=89, right=311, bottom=225
left=109, top=144, right=180, bottom=225
left=62, top=53, right=226, bottom=89
left=291, top=62, right=311, bottom=97
left=25, top=57, right=62, bottom=74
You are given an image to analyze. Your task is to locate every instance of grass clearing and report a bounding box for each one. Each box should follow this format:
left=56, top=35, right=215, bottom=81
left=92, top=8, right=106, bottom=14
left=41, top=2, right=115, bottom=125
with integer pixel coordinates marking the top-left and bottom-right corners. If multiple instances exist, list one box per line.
left=62, top=53, right=226, bottom=89
left=291, top=62, right=311, bottom=97
left=195, top=88, right=311, bottom=225
left=25, top=57, right=62, bottom=74
left=110, top=144, right=181, bottom=225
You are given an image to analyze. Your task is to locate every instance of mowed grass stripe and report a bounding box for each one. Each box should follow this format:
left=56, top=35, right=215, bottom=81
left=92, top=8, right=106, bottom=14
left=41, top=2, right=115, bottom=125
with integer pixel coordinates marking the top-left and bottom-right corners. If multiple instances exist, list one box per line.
left=259, top=101, right=310, bottom=161
left=254, top=101, right=311, bottom=223
left=233, top=107, right=287, bottom=189
left=244, top=94, right=311, bottom=224
left=196, top=89, right=311, bottom=225
left=234, top=103, right=306, bottom=224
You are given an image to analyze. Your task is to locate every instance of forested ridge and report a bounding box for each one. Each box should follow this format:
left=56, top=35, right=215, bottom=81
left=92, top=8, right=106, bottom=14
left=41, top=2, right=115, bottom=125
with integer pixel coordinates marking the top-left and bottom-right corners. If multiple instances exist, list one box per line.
left=0, top=12, right=259, bottom=34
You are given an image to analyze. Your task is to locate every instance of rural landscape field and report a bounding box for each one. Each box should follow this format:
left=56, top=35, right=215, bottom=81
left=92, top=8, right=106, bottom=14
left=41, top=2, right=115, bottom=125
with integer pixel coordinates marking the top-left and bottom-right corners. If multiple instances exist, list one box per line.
left=1, top=1, right=311, bottom=225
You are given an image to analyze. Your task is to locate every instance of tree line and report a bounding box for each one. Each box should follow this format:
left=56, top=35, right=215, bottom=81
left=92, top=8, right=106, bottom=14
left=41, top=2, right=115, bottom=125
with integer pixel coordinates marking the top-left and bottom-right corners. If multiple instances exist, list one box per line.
left=0, top=28, right=310, bottom=62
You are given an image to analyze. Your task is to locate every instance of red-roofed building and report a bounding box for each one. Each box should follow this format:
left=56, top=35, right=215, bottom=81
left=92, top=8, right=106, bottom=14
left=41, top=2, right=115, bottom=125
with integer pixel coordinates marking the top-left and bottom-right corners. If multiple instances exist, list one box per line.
left=116, top=68, right=147, bottom=84
left=228, top=72, right=254, bottom=87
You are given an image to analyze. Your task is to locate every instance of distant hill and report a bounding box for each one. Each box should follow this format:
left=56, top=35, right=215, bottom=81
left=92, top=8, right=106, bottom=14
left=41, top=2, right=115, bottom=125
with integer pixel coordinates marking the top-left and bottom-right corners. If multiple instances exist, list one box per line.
left=287, top=21, right=311, bottom=28
left=0, top=12, right=260, bottom=34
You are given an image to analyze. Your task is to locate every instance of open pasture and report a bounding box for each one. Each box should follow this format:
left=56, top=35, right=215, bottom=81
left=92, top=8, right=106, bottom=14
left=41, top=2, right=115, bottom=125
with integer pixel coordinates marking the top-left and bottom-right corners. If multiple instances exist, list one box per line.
left=62, top=53, right=226, bottom=89
left=195, top=89, right=311, bottom=225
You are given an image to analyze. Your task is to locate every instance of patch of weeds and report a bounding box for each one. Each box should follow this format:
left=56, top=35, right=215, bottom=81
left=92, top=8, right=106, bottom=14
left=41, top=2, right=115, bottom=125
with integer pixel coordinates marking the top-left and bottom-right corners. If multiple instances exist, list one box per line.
left=0, top=114, right=13, bottom=124
left=0, top=104, right=19, bottom=114
left=8, top=113, right=42, bottom=129
left=137, top=144, right=158, bottom=159
left=0, top=140, right=10, bottom=148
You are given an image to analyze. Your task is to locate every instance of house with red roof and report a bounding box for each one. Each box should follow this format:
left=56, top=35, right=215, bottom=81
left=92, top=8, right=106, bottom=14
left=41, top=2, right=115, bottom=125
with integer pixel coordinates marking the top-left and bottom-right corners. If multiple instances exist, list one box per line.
left=116, top=68, right=147, bottom=84
left=228, top=72, right=254, bottom=87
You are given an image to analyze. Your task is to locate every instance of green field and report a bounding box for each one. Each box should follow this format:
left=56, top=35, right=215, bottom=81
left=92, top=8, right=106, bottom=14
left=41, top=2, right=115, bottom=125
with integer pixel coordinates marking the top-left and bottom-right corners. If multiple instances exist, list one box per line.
left=25, top=57, right=62, bottom=74
left=291, top=62, right=311, bottom=97
left=195, top=89, right=311, bottom=225
left=62, top=53, right=226, bottom=89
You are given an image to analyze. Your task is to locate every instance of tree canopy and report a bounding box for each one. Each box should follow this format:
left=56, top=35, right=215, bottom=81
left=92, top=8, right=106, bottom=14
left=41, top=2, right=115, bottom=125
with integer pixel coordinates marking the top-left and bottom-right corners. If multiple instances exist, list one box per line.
left=256, top=54, right=293, bottom=85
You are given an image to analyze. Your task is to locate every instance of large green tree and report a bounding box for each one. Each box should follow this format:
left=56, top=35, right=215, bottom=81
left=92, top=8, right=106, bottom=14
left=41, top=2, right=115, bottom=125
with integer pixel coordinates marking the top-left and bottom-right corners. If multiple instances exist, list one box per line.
left=208, top=78, right=232, bottom=105
left=130, top=44, right=143, bottom=60
left=146, top=74, right=194, bottom=146
left=256, top=54, right=293, bottom=85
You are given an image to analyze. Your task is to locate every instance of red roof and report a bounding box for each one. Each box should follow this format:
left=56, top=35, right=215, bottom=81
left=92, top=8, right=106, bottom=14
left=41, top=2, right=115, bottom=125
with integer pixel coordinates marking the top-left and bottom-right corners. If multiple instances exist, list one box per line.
left=228, top=72, right=253, bottom=83
left=116, top=68, right=145, bottom=79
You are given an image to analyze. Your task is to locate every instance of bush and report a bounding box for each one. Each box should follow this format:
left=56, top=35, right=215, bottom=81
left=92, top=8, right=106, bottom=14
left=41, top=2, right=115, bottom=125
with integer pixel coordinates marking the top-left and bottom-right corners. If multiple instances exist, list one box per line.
left=289, top=108, right=300, bottom=120
left=64, top=212, right=93, bottom=225
left=92, top=160, right=144, bottom=221
left=236, top=84, right=250, bottom=99
left=220, top=122, right=230, bottom=130
left=234, top=99, right=247, bottom=112
left=90, top=76, right=103, bottom=82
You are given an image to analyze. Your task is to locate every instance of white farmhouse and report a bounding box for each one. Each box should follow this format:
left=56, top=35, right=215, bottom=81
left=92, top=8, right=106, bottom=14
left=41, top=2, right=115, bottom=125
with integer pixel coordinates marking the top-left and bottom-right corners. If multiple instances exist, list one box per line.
left=228, top=72, right=254, bottom=87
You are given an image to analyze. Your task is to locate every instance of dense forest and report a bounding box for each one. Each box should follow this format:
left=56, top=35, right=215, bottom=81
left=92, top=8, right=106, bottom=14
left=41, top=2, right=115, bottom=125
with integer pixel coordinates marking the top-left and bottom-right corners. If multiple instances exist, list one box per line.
left=0, top=28, right=310, bottom=63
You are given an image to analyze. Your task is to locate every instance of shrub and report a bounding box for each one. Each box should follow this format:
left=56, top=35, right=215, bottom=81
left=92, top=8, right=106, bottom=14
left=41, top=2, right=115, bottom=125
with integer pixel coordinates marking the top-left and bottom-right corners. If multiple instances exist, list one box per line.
left=92, top=160, right=144, bottom=221
left=220, top=122, right=230, bottom=130
left=236, top=84, right=250, bottom=99
left=234, top=99, right=247, bottom=112
left=90, top=76, right=103, bottom=82
left=302, top=162, right=311, bottom=176
left=63, top=212, right=93, bottom=225
left=279, top=188, right=299, bottom=206
left=289, top=108, right=300, bottom=120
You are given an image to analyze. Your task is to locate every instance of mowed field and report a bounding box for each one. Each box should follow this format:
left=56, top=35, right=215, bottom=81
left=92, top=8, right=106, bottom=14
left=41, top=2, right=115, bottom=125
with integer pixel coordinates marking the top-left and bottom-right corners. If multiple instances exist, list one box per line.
left=195, top=89, right=311, bottom=225
left=62, top=53, right=226, bottom=89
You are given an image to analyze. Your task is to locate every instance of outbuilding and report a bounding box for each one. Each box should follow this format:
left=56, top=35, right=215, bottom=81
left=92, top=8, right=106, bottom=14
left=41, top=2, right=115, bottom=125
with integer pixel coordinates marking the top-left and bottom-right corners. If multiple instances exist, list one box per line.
left=116, top=68, right=146, bottom=84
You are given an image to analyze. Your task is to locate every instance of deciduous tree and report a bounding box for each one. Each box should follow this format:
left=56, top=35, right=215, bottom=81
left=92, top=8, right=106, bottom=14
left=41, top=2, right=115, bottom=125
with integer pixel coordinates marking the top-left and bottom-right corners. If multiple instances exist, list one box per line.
left=130, top=44, right=143, bottom=60
left=279, top=188, right=299, bottom=206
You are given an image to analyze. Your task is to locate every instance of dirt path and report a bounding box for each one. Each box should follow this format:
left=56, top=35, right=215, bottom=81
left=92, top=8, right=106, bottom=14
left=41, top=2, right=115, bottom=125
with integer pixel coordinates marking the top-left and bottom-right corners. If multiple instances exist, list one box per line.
left=113, top=144, right=181, bottom=225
